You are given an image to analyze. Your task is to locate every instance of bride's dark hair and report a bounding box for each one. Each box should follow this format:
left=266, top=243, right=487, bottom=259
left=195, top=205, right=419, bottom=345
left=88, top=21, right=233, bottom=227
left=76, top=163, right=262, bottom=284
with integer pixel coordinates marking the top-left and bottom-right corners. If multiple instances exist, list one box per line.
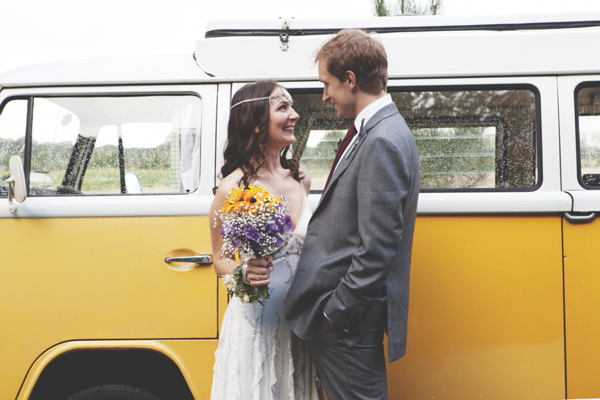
left=215, top=80, right=302, bottom=193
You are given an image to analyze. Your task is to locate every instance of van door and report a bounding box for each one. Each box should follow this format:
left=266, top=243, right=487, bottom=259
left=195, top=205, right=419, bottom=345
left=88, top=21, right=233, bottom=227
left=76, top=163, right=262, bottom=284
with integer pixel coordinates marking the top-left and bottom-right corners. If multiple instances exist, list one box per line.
left=0, top=85, right=218, bottom=399
left=287, top=77, right=570, bottom=399
left=559, top=76, right=600, bottom=399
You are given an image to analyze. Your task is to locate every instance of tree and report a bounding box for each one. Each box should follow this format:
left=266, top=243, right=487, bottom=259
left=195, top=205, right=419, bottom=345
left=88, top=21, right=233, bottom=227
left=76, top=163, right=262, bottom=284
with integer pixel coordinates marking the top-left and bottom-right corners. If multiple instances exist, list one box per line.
left=372, top=0, right=443, bottom=16
left=373, top=0, right=389, bottom=16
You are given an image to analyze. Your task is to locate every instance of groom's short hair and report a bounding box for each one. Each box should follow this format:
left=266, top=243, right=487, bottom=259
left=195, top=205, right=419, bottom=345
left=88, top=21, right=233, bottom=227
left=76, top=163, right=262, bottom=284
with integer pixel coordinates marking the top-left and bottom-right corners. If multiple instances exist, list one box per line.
left=315, top=29, right=388, bottom=95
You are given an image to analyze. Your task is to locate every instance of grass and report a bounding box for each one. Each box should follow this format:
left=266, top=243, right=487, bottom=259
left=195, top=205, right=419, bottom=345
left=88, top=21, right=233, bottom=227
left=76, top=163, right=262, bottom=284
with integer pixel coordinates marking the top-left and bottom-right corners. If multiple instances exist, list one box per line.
left=36, top=168, right=173, bottom=194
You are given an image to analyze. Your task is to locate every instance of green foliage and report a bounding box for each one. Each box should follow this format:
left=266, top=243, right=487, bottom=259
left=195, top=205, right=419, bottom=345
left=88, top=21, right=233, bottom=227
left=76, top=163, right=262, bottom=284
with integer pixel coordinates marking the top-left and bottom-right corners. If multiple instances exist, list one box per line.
left=373, top=0, right=390, bottom=16
left=373, top=0, right=444, bottom=16
left=30, top=141, right=72, bottom=173
left=0, top=136, right=173, bottom=191
left=300, top=130, right=344, bottom=178
left=0, top=137, right=24, bottom=169
left=80, top=168, right=171, bottom=193
left=414, top=127, right=494, bottom=189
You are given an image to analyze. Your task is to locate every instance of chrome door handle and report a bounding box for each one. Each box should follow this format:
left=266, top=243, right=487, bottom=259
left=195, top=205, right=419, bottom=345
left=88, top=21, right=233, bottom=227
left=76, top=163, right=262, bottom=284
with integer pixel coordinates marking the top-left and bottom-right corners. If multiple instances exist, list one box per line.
left=165, top=255, right=213, bottom=265
left=565, top=212, right=596, bottom=224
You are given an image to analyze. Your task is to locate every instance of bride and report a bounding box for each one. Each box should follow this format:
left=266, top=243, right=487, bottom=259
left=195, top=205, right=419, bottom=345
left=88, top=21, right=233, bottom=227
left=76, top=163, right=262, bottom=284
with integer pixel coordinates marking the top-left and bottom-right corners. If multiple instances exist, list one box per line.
left=209, top=81, right=320, bottom=400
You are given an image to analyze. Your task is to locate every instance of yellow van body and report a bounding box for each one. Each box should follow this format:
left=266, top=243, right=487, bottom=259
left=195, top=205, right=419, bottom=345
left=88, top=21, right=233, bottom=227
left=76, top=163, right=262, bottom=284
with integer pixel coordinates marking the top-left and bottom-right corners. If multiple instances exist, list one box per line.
left=2, top=13, right=600, bottom=400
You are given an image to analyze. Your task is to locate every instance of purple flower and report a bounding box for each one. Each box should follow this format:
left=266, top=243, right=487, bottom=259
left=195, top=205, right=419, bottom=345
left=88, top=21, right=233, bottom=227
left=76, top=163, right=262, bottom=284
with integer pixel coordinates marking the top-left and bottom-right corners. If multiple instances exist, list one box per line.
left=244, top=224, right=263, bottom=242
left=266, top=220, right=279, bottom=234
left=250, top=241, right=262, bottom=253
left=281, top=215, right=293, bottom=232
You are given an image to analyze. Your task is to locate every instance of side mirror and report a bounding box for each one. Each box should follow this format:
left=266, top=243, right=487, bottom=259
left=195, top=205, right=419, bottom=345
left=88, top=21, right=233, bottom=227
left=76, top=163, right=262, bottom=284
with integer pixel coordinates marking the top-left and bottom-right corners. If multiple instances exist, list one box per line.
left=7, top=155, right=26, bottom=213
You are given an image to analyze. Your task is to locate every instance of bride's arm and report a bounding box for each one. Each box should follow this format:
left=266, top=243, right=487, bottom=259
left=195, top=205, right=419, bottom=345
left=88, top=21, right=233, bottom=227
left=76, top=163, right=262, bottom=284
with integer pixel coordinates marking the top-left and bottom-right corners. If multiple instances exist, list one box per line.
left=209, top=175, right=272, bottom=287
left=209, top=175, right=240, bottom=277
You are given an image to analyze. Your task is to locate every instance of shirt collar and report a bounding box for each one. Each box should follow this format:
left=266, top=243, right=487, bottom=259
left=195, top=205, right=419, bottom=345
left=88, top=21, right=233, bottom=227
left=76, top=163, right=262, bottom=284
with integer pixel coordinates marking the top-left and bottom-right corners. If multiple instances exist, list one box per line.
left=354, top=93, right=393, bottom=133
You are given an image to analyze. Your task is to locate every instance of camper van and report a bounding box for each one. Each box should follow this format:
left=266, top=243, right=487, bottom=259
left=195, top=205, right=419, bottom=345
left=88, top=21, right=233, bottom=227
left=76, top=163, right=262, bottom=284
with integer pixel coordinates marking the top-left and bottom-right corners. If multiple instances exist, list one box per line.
left=2, top=13, right=600, bottom=400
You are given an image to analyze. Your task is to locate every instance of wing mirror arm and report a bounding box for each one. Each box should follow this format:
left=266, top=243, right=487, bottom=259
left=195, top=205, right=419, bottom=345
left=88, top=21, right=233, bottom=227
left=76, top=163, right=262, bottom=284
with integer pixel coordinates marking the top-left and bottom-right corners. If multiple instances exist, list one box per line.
left=7, top=155, right=27, bottom=214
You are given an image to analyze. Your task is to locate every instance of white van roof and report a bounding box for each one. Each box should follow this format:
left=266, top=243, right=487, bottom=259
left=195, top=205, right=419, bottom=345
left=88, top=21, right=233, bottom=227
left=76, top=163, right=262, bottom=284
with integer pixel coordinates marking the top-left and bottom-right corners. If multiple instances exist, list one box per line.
left=0, top=53, right=210, bottom=88
left=199, top=13, right=600, bottom=80
left=2, top=13, right=600, bottom=87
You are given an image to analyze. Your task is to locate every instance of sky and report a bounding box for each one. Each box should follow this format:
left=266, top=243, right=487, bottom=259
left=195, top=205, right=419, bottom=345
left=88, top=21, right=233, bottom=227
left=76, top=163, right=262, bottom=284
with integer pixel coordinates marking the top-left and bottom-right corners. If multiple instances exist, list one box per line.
left=1, top=0, right=600, bottom=75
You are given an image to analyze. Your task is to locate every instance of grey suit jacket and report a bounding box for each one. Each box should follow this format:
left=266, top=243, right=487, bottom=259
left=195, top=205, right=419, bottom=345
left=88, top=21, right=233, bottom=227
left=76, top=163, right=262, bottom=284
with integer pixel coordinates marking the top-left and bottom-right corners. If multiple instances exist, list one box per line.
left=284, top=103, right=420, bottom=362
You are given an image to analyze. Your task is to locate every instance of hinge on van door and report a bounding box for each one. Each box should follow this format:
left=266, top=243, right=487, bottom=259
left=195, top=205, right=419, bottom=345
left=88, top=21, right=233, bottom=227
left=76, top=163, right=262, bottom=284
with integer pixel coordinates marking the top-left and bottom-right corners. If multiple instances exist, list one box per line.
left=280, top=22, right=290, bottom=52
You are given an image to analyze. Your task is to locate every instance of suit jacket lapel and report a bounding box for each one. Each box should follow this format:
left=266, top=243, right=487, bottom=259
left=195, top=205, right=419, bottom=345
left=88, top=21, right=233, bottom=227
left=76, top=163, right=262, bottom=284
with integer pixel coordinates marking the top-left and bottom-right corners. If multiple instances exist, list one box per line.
left=318, top=129, right=366, bottom=202
left=314, top=103, right=399, bottom=215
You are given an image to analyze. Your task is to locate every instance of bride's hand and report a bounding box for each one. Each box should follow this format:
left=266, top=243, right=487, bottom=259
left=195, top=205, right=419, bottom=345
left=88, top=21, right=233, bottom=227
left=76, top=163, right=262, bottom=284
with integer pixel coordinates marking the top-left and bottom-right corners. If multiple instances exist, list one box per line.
left=245, top=257, right=273, bottom=287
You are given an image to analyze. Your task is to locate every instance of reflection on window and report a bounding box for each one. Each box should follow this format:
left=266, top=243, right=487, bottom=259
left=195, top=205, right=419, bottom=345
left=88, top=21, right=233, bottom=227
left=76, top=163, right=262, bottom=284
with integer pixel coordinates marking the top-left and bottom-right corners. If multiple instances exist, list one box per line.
left=578, top=86, right=600, bottom=187
left=394, top=89, right=537, bottom=190
left=0, top=99, right=27, bottom=197
left=29, top=95, right=201, bottom=196
left=291, top=97, right=351, bottom=192
left=291, top=87, right=538, bottom=191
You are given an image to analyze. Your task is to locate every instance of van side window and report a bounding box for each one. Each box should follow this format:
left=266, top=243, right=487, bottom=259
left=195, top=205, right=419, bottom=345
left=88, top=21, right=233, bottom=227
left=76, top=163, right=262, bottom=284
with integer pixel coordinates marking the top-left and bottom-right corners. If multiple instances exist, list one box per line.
left=577, top=85, right=600, bottom=188
left=0, top=99, right=27, bottom=197
left=291, top=87, right=539, bottom=191
left=27, top=95, right=201, bottom=196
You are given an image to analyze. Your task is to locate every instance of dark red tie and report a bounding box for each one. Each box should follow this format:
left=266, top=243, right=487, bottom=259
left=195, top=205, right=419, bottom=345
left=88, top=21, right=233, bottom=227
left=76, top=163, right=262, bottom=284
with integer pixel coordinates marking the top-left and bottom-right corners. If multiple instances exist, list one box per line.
left=322, top=123, right=358, bottom=193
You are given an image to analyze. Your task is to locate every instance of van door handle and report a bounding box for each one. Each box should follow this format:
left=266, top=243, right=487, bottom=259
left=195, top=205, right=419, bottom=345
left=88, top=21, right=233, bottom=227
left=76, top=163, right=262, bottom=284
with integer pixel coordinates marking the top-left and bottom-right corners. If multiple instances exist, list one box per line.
left=565, top=212, right=596, bottom=224
left=165, top=255, right=213, bottom=265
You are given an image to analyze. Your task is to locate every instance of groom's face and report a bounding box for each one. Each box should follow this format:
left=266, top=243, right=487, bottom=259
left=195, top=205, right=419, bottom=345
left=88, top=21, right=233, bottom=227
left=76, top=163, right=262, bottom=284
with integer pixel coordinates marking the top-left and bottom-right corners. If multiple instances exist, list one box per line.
left=318, top=59, right=355, bottom=119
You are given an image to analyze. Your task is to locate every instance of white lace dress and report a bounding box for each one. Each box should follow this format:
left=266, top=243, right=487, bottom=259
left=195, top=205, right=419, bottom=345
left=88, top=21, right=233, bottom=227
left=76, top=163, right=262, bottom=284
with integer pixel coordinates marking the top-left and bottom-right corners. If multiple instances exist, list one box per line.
left=211, top=187, right=319, bottom=400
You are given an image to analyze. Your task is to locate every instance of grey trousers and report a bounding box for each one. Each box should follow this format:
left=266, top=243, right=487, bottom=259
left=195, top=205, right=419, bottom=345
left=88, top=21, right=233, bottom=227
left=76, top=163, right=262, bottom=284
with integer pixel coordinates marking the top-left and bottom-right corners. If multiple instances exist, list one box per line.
left=311, top=317, right=387, bottom=400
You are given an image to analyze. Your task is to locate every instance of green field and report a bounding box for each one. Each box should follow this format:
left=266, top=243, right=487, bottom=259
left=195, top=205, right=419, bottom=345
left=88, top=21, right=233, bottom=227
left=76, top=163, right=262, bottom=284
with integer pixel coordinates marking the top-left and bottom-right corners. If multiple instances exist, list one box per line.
left=33, top=168, right=173, bottom=194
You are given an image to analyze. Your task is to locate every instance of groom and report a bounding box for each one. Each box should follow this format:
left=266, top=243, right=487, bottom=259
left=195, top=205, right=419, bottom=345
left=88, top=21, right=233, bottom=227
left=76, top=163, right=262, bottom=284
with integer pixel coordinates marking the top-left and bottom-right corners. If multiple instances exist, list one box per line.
left=284, top=29, right=420, bottom=399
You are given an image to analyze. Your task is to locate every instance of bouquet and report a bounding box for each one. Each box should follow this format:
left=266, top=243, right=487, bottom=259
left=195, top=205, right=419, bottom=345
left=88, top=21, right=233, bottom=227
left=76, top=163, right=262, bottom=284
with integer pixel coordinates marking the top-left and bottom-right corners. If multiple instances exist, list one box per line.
left=214, top=183, right=293, bottom=303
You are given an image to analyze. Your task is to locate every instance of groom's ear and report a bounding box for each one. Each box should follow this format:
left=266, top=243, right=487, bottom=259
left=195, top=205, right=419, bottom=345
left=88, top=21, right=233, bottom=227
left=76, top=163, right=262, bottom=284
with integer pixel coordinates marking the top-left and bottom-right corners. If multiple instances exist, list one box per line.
left=345, top=70, right=357, bottom=90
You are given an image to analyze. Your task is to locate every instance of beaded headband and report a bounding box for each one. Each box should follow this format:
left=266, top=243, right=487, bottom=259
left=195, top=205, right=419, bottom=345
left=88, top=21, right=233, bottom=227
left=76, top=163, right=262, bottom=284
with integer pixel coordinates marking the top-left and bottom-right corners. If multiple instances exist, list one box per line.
left=230, top=88, right=293, bottom=110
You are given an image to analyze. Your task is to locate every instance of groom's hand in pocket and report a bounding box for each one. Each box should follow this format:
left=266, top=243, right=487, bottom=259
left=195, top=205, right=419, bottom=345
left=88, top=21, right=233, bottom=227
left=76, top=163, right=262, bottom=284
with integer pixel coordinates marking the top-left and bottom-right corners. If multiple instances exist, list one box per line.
left=246, top=257, right=273, bottom=287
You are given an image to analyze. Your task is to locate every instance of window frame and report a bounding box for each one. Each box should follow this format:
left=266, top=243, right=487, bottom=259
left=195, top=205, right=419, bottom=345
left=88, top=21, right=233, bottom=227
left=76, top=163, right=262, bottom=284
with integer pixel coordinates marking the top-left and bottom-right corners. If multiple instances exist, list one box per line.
left=287, top=83, right=542, bottom=194
left=575, top=81, right=600, bottom=190
left=0, top=84, right=219, bottom=220
left=388, top=83, right=542, bottom=193
left=4, top=91, right=203, bottom=197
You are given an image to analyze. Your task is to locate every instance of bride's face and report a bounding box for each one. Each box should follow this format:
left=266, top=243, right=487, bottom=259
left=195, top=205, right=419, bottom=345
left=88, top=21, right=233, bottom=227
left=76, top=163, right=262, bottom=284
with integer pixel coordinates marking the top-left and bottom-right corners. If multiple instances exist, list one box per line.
left=267, top=86, right=299, bottom=149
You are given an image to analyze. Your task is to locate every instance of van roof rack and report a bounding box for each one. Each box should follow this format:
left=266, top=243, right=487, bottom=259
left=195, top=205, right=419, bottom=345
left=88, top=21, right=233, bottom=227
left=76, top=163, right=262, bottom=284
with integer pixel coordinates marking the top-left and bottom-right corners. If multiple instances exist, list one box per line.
left=205, top=13, right=600, bottom=38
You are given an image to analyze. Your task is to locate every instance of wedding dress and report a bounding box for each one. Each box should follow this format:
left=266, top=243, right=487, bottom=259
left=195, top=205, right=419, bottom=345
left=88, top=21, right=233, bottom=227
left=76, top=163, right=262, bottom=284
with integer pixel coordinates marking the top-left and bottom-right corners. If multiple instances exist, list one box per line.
left=211, top=185, right=319, bottom=400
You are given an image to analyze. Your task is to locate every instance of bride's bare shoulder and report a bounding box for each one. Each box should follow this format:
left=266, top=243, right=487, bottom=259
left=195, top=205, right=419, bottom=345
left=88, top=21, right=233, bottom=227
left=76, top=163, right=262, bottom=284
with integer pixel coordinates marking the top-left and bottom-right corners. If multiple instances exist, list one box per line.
left=215, top=169, right=244, bottom=196
left=298, top=168, right=311, bottom=193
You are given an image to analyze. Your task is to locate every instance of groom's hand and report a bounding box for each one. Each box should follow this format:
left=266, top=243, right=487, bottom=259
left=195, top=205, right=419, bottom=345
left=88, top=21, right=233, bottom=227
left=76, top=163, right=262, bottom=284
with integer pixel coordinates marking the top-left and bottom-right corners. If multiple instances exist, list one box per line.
left=245, top=257, right=272, bottom=287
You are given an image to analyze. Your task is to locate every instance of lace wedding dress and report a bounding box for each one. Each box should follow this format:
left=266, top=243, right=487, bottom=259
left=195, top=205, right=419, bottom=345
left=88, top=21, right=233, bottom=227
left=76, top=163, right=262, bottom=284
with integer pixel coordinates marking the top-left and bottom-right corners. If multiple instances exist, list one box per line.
left=211, top=186, right=319, bottom=400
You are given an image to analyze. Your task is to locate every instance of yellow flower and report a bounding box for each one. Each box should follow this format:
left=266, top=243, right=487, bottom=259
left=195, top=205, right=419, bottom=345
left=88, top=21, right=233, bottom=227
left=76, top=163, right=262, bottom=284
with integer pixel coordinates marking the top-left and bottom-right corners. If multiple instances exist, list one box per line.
left=220, top=184, right=284, bottom=215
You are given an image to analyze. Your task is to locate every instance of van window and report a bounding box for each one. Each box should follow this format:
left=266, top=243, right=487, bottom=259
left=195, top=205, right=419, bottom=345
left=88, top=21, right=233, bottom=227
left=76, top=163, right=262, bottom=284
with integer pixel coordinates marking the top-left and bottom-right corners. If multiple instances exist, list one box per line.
left=26, top=95, right=201, bottom=196
left=292, top=86, right=539, bottom=191
left=0, top=99, right=27, bottom=196
left=577, top=85, right=600, bottom=187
